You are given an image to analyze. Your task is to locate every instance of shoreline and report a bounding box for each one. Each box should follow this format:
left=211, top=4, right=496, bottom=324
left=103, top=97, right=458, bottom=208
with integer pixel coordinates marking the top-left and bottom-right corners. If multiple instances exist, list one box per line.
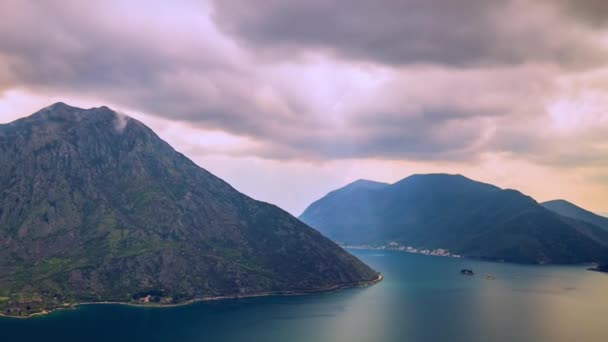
left=0, top=273, right=383, bottom=319
left=344, top=245, right=462, bottom=259
left=348, top=246, right=604, bottom=269
left=588, top=266, right=608, bottom=274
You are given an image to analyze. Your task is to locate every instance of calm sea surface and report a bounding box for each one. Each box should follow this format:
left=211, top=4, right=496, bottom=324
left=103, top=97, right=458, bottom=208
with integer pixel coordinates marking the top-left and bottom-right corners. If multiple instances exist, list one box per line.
left=2, top=250, right=607, bottom=342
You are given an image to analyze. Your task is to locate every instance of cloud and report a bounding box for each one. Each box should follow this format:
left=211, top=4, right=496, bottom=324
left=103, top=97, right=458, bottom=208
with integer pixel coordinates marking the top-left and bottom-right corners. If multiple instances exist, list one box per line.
left=0, top=0, right=607, bottom=170
left=549, top=0, right=608, bottom=26
left=113, top=111, right=130, bottom=132
left=211, top=0, right=607, bottom=68
left=231, top=64, right=558, bottom=162
left=0, top=0, right=320, bottom=140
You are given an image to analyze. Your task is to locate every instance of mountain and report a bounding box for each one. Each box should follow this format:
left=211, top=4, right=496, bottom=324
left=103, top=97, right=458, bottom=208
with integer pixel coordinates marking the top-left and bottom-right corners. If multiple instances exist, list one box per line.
left=542, top=200, right=608, bottom=231
left=0, top=103, right=378, bottom=317
left=300, top=174, right=608, bottom=265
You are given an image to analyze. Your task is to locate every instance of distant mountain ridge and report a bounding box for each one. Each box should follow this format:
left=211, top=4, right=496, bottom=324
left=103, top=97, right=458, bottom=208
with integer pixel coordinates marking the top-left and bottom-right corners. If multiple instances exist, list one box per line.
left=0, top=103, right=378, bottom=316
left=542, top=200, right=608, bottom=231
left=300, top=174, right=608, bottom=265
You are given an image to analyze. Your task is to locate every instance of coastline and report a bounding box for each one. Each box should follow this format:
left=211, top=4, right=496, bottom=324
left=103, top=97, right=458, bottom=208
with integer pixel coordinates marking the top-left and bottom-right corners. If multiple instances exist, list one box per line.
left=588, top=266, right=608, bottom=274
left=349, top=246, right=606, bottom=271
left=0, top=273, right=383, bottom=319
left=344, top=244, right=462, bottom=259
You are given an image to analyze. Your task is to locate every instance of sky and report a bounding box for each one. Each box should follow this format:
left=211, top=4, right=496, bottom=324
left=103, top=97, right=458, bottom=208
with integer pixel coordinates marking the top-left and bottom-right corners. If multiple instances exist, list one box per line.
left=1, top=0, right=608, bottom=216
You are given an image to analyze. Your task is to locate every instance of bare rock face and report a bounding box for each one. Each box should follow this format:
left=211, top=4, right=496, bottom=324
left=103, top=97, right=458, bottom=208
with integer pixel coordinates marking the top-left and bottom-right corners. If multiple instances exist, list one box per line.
left=0, top=103, right=378, bottom=316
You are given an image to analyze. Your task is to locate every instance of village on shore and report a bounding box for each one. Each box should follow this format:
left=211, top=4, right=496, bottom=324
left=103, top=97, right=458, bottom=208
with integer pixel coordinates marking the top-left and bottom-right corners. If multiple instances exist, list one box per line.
left=344, top=242, right=462, bottom=259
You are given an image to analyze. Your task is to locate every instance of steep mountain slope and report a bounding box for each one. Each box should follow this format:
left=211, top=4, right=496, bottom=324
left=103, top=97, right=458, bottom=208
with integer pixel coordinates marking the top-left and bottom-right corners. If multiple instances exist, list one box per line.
left=542, top=200, right=608, bottom=231
left=0, top=103, right=378, bottom=316
left=300, top=174, right=608, bottom=264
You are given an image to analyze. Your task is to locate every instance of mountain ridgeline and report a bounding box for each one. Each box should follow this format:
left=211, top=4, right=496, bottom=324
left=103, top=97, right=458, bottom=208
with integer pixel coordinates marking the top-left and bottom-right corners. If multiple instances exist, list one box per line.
left=0, top=103, right=378, bottom=316
left=541, top=200, right=608, bottom=271
left=542, top=200, right=608, bottom=231
left=300, top=174, right=608, bottom=265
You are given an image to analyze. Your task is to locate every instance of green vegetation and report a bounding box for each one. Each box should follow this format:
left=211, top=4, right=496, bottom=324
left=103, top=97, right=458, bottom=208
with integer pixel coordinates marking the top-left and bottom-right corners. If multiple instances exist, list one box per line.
left=543, top=200, right=608, bottom=231
left=300, top=174, right=608, bottom=264
left=0, top=103, right=378, bottom=316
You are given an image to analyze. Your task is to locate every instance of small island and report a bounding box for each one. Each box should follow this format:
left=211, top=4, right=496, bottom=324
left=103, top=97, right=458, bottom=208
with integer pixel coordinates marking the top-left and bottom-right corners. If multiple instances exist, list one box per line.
left=589, top=263, right=608, bottom=273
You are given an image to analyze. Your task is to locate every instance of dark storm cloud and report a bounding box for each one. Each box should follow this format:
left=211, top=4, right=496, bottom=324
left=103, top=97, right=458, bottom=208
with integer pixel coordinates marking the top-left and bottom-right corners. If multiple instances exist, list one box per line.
left=211, top=0, right=605, bottom=67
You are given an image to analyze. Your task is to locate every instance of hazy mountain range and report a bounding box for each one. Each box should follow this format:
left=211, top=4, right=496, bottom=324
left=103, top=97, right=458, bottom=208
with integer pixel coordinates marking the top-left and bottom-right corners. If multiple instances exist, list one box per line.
left=300, top=174, right=608, bottom=265
left=542, top=200, right=608, bottom=231
left=0, top=103, right=378, bottom=316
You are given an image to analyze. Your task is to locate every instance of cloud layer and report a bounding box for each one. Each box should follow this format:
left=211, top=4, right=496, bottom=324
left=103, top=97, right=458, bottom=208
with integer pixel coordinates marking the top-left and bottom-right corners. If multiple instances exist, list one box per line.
left=212, top=0, right=606, bottom=68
